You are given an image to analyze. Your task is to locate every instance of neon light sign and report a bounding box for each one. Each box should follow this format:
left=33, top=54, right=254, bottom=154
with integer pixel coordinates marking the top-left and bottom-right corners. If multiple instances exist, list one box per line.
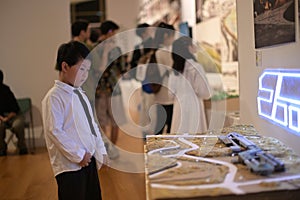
left=257, top=69, right=300, bottom=133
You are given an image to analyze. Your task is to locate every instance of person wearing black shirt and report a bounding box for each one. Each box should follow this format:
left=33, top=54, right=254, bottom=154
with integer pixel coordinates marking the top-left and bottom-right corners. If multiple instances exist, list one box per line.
left=0, top=70, right=28, bottom=156
left=130, top=23, right=153, bottom=79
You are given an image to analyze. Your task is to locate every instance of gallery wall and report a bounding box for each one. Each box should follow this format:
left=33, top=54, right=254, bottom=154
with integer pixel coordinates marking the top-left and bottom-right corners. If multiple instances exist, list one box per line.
left=192, top=0, right=239, bottom=96
left=237, top=0, right=300, bottom=154
left=106, top=0, right=140, bottom=30
left=0, top=0, right=71, bottom=143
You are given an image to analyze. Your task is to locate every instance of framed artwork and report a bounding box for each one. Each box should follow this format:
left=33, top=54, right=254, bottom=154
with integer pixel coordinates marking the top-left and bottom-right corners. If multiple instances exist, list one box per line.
left=195, top=0, right=204, bottom=23
left=253, top=0, right=296, bottom=49
left=194, top=0, right=238, bottom=95
left=196, top=0, right=236, bottom=23
left=137, top=0, right=181, bottom=27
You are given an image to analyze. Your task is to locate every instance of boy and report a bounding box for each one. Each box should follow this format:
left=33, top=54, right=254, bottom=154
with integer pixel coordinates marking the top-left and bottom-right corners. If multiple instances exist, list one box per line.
left=42, top=41, right=108, bottom=200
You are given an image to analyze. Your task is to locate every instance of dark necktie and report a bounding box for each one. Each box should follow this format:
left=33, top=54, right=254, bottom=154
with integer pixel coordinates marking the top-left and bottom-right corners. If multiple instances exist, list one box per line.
left=74, top=89, right=97, bottom=137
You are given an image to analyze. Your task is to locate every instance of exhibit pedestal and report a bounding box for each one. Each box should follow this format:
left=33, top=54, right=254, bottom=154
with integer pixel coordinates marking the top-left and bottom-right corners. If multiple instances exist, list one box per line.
left=144, top=125, right=300, bottom=200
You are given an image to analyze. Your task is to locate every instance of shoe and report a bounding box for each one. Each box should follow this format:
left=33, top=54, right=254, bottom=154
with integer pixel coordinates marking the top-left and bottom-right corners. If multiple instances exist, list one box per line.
left=0, top=150, right=7, bottom=156
left=19, top=148, right=28, bottom=155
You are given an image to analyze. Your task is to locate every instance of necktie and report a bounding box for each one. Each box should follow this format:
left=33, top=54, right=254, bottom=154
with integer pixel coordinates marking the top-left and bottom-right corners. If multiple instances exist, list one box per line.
left=74, top=89, right=97, bottom=137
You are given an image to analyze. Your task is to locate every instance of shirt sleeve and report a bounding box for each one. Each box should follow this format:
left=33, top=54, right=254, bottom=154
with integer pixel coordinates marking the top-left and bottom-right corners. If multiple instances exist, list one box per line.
left=6, top=86, right=20, bottom=114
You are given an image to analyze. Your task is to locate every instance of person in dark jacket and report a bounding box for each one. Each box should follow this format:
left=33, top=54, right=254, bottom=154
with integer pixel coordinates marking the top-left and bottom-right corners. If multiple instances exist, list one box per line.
left=130, top=23, right=153, bottom=79
left=0, top=69, right=28, bottom=156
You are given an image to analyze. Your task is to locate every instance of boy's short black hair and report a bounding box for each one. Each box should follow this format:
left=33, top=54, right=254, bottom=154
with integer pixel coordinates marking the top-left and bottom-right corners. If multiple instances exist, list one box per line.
left=55, top=41, right=90, bottom=71
left=136, top=23, right=150, bottom=38
left=71, top=20, right=89, bottom=37
left=99, top=20, right=119, bottom=35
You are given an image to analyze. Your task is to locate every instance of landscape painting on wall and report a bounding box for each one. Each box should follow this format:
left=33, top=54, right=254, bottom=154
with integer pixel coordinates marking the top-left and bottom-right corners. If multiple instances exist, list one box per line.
left=253, top=0, right=296, bottom=49
left=194, top=0, right=239, bottom=95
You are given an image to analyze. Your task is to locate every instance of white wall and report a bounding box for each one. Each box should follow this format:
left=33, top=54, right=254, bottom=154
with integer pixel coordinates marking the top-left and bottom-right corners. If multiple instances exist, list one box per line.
left=106, top=0, right=140, bottom=30
left=105, top=0, right=140, bottom=54
left=236, top=0, right=300, bottom=154
left=0, top=0, right=71, bottom=143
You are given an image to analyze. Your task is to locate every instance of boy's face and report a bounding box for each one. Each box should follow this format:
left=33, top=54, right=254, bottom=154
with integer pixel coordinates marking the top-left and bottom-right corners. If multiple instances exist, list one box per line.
left=64, top=59, right=91, bottom=88
left=74, top=59, right=91, bottom=87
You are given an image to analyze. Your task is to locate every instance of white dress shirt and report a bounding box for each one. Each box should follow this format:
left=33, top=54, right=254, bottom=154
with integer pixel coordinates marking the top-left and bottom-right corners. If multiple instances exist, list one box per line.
left=42, top=80, right=107, bottom=176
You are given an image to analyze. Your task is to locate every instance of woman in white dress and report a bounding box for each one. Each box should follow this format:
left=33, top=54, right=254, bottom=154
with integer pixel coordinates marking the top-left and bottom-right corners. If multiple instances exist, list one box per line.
left=169, top=37, right=212, bottom=134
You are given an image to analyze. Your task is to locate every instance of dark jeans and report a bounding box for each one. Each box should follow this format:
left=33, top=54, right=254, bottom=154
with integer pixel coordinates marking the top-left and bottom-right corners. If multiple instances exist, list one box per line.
left=0, top=114, right=27, bottom=151
left=55, top=157, right=102, bottom=200
left=155, top=104, right=173, bottom=135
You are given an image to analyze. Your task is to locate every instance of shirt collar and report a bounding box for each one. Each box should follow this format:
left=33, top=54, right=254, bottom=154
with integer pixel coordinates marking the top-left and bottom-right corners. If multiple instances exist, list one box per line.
left=54, top=80, right=84, bottom=94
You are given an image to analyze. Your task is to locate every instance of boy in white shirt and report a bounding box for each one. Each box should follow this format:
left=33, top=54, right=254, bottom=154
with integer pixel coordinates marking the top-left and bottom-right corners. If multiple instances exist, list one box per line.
left=42, top=41, right=108, bottom=200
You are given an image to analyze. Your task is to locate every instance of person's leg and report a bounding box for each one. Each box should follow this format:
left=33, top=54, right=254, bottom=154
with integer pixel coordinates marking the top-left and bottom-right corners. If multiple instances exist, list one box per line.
left=108, top=96, right=118, bottom=144
left=165, top=104, right=174, bottom=134
left=143, top=93, right=156, bottom=135
left=110, top=126, right=118, bottom=144
left=0, top=122, right=7, bottom=155
left=106, top=96, right=120, bottom=159
left=140, top=91, right=149, bottom=139
left=95, top=93, right=109, bottom=131
left=86, top=157, right=102, bottom=200
left=96, top=94, right=119, bottom=159
left=95, top=93, right=109, bottom=148
left=154, top=104, right=167, bottom=135
left=10, top=115, right=27, bottom=154
left=55, top=169, right=87, bottom=200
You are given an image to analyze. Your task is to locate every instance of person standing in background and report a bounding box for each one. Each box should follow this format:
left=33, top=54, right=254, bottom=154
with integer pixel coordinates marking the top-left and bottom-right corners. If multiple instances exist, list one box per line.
left=95, top=20, right=127, bottom=159
left=152, top=22, right=176, bottom=135
left=73, top=19, right=101, bottom=107
left=72, top=19, right=100, bottom=108
left=71, top=20, right=91, bottom=48
left=0, top=69, right=28, bottom=156
left=42, top=41, right=108, bottom=200
left=130, top=23, right=153, bottom=78
left=87, top=28, right=101, bottom=48
left=131, top=23, right=157, bottom=139
left=169, top=36, right=212, bottom=134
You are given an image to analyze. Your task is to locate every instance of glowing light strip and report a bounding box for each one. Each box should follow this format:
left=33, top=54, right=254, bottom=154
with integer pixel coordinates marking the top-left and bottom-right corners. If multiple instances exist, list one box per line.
left=257, top=72, right=275, bottom=119
left=257, top=70, right=300, bottom=133
left=288, top=105, right=300, bottom=132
